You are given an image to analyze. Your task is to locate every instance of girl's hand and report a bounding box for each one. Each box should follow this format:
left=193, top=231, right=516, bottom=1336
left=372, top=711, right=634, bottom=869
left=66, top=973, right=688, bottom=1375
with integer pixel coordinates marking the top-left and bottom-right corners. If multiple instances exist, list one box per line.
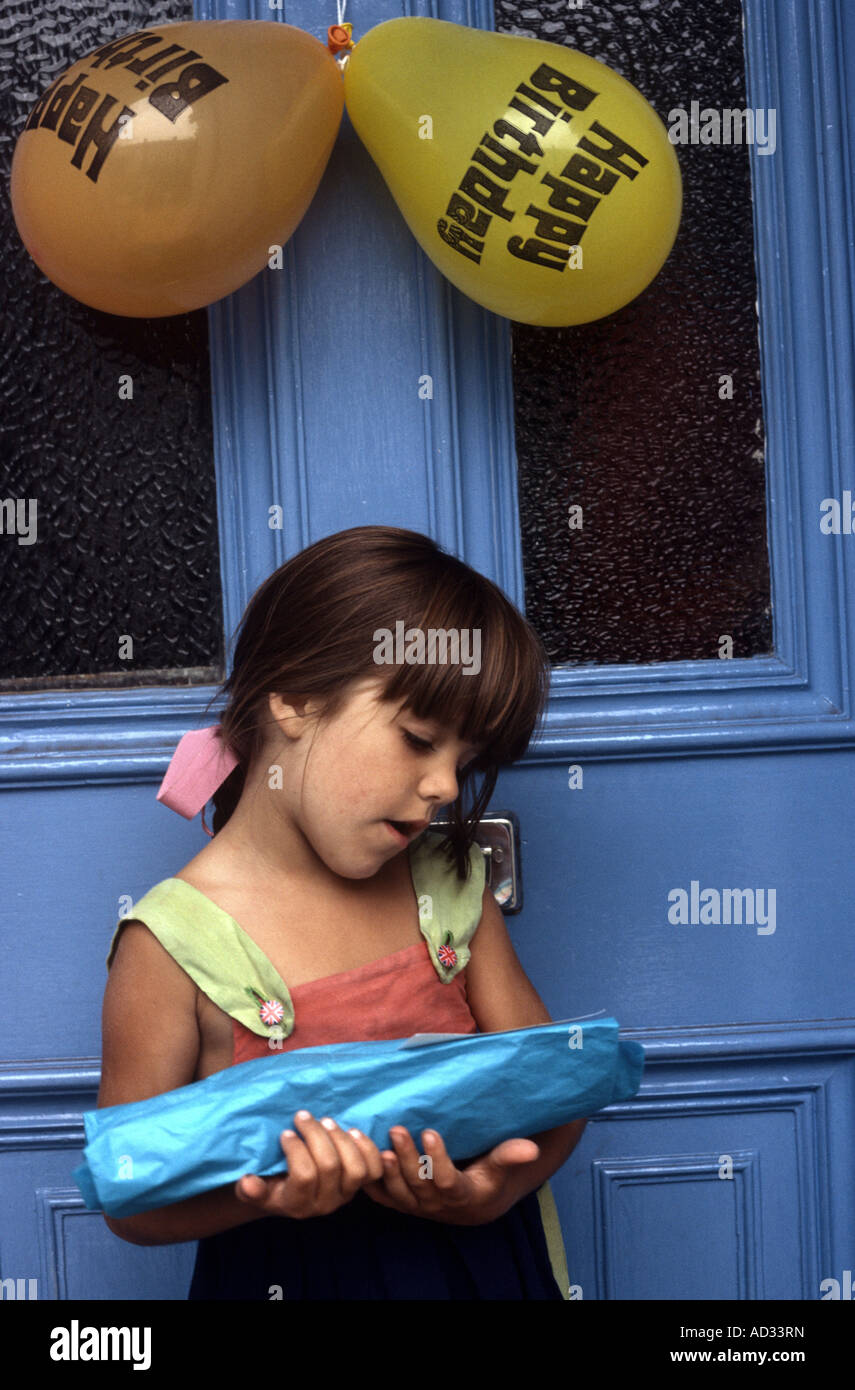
left=234, top=1111, right=386, bottom=1220
left=363, top=1126, right=541, bottom=1226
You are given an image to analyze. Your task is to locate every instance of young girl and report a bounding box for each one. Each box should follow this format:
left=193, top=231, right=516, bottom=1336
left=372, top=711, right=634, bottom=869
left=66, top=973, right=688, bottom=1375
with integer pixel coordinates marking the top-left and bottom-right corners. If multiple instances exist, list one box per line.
left=99, top=525, right=586, bottom=1300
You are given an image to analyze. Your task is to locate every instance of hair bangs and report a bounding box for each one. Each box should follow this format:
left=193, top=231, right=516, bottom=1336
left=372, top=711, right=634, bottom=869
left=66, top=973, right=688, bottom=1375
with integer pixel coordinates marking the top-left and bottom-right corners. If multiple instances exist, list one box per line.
left=374, top=572, right=549, bottom=771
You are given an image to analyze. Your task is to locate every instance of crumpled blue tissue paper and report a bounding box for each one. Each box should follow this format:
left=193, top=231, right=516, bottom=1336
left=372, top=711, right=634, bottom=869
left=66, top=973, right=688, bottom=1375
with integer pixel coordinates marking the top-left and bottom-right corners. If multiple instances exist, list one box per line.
left=73, top=1017, right=644, bottom=1218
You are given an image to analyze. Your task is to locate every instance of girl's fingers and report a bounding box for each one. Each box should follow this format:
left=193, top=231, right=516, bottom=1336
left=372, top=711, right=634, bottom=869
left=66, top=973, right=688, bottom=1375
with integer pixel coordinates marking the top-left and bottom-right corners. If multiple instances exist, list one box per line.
left=277, top=1124, right=318, bottom=1188
left=291, top=1111, right=343, bottom=1179
left=419, top=1130, right=463, bottom=1194
left=290, top=1113, right=385, bottom=1198
left=346, top=1127, right=387, bottom=1182
left=388, top=1126, right=425, bottom=1188
left=390, top=1126, right=462, bottom=1199
left=318, top=1119, right=373, bottom=1195
left=370, top=1150, right=420, bottom=1211
left=239, top=1117, right=389, bottom=1219
left=262, top=1116, right=429, bottom=1212
left=235, top=1173, right=266, bottom=1203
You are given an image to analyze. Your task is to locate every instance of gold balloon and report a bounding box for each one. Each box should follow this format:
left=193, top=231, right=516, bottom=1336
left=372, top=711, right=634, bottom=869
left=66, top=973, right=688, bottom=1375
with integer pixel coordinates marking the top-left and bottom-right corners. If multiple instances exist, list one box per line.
left=11, top=21, right=344, bottom=316
left=345, top=17, right=682, bottom=326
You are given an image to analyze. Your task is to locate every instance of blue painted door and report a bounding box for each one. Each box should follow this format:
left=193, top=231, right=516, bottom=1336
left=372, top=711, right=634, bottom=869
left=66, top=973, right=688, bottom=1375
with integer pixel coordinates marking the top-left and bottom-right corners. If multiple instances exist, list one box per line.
left=2, top=0, right=854, bottom=1304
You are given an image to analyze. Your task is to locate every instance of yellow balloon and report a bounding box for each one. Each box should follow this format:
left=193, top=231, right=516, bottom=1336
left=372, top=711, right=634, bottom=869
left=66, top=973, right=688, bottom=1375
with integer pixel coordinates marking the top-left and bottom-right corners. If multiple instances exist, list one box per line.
left=11, top=21, right=343, bottom=317
left=344, top=18, right=682, bottom=326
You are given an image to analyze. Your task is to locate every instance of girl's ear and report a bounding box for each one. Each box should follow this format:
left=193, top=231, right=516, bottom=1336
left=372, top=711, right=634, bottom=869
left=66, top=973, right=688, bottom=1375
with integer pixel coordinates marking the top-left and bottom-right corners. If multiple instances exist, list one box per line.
left=268, top=692, right=327, bottom=739
left=268, top=692, right=308, bottom=739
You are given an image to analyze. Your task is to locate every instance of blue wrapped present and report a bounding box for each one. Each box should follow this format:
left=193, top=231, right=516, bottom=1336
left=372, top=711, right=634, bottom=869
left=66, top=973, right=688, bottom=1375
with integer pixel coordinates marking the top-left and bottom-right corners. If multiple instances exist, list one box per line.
left=74, top=1018, right=644, bottom=1218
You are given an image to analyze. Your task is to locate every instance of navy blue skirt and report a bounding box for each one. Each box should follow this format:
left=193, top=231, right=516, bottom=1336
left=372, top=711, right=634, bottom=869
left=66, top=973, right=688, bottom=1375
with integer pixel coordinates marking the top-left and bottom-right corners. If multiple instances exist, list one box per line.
left=188, top=1188, right=564, bottom=1301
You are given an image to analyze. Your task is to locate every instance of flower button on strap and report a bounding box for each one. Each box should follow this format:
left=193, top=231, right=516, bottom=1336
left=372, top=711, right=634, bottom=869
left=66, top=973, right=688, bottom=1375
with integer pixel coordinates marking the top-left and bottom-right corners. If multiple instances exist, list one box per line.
left=246, top=986, right=285, bottom=1027
left=437, top=931, right=458, bottom=969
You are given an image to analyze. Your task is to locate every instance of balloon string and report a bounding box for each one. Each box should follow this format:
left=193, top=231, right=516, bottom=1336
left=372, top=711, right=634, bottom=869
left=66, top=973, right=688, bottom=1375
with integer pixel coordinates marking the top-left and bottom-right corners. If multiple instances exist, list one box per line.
left=337, top=0, right=347, bottom=23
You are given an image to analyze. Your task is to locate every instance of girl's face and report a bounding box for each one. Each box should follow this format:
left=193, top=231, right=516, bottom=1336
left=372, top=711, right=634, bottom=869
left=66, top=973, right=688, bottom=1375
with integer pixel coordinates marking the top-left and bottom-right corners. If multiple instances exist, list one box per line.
left=267, top=677, right=483, bottom=879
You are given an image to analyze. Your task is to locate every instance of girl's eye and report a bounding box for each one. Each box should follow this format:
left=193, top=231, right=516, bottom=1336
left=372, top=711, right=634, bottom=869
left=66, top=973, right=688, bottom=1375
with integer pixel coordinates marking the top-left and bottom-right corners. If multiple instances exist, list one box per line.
left=403, top=729, right=477, bottom=777
left=403, top=729, right=434, bottom=753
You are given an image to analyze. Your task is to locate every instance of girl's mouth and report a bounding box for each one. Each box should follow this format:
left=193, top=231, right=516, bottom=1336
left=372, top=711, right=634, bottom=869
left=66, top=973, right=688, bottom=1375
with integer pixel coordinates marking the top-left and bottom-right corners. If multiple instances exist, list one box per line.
left=384, top=819, right=428, bottom=844
left=384, top=820, right=410, bottom=845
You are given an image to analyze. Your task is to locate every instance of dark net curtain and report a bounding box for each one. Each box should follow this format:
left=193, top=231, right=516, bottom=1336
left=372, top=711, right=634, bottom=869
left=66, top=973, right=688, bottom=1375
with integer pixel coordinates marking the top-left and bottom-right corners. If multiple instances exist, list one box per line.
left=494, top=0, right=773, bottom=665
left=0, top=1, right=222, bottom=690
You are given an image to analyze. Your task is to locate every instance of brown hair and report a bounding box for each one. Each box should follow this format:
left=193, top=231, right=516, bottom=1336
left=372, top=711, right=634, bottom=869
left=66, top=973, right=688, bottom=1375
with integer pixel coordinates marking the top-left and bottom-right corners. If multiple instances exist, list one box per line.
left=202, top=526, right=549, bottom=880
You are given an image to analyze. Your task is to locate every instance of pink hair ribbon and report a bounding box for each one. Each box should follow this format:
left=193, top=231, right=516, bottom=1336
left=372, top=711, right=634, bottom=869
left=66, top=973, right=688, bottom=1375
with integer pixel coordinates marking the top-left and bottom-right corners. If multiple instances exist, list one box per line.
left=156, top=725, right=238, bottom=823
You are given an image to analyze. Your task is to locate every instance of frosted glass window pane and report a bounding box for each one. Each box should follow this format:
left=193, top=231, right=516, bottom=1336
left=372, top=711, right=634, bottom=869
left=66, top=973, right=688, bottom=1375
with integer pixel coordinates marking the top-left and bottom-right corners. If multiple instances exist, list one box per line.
left=1, top=0, right=223, bottom=691
left=495, top=0, right=772, bottom=665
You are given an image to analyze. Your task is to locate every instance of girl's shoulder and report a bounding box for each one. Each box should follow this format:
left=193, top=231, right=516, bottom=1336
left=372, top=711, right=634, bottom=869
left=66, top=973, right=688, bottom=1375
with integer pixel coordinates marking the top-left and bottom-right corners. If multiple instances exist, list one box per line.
left=106, top=875, right=293, bottom=1042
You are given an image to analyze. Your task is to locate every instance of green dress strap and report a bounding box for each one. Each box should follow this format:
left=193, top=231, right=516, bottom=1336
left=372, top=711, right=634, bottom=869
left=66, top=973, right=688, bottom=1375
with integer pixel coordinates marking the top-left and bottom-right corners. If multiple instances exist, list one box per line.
left=537, top=1182, right=571, bottom=1299
left=409, top=830, right=487, bottom=981
left=106, top=878, right=295, bottom=1041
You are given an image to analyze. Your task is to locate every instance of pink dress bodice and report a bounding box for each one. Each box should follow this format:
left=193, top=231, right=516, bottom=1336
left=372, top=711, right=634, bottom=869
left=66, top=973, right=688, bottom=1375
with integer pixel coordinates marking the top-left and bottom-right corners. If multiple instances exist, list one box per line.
left=232, top=939, right=478, bottom=1065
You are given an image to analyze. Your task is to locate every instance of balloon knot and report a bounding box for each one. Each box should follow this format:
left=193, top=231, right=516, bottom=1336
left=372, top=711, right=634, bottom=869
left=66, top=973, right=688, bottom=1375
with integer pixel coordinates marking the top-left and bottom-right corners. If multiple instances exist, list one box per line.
left=327, top=23, right=354, bottom=56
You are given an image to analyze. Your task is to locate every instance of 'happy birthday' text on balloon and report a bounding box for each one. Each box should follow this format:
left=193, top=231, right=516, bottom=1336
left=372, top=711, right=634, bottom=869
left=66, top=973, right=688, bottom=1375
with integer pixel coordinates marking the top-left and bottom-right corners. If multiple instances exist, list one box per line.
left=344, top=18, right=682, bottom=325
left=11, top=21, right=344, bottom=316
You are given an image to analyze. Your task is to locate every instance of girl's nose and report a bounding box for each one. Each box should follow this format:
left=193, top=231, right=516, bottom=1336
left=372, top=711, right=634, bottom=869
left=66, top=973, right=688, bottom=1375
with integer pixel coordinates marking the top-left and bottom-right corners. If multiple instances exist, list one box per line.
left=418, top=765, right=459, bottom=807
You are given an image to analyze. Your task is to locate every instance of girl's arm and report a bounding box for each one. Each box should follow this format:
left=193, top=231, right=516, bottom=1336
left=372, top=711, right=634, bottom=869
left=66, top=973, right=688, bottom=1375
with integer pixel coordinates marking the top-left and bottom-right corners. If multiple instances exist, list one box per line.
left=459, top=884, right=587, bottom=1205
left=98, top=920, right=267, bottom=1244
left=99, top=922, right=385, bottom=1244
